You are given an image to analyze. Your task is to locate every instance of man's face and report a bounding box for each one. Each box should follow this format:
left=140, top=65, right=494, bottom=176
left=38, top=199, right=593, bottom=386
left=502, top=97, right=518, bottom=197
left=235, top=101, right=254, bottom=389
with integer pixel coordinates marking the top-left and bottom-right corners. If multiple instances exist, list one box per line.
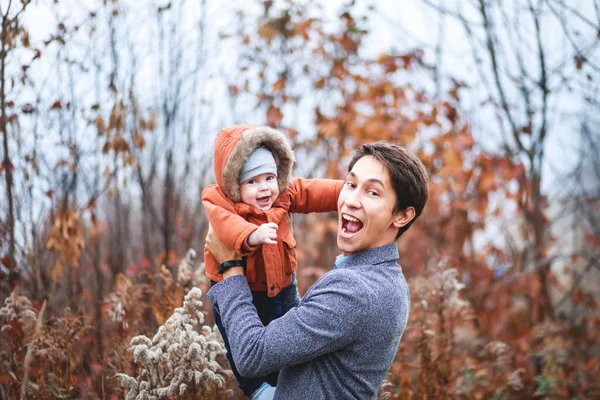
left=337, top=155, right=401, bottom=255
left=240, top=173, right=280, bottom=211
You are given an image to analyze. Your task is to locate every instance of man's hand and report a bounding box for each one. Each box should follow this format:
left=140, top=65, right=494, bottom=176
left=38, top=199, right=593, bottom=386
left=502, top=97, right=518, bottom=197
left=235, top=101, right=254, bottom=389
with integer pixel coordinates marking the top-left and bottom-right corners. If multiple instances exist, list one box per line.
left=248, top=222, right=279, bottom=246
left=205, top=225, right=244, bottom=278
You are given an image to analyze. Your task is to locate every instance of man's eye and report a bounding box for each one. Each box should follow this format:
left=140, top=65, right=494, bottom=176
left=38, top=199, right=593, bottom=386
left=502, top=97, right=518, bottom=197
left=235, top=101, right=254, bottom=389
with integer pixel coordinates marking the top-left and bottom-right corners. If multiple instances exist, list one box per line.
left=344, top=182, right=355, bottom=188
left=368, top=190, right=379, bottom=196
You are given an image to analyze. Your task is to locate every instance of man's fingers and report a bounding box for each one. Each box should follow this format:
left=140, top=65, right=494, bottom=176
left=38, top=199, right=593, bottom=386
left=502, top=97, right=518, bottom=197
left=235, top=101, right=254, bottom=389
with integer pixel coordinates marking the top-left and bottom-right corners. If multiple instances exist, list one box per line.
left=205, top=224, right=214, bottom=247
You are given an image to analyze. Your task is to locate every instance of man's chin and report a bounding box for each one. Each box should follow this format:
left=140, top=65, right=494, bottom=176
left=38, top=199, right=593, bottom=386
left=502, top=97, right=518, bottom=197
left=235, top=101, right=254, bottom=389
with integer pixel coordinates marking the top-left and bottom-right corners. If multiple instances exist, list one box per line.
left=337, top=236, right=358, bottom=255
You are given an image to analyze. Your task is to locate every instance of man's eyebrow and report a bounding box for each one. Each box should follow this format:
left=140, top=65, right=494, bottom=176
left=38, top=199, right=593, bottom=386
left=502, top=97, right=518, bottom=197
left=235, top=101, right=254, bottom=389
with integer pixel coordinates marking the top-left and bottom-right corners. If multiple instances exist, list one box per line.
left=347, top=172, right=386, bottom=187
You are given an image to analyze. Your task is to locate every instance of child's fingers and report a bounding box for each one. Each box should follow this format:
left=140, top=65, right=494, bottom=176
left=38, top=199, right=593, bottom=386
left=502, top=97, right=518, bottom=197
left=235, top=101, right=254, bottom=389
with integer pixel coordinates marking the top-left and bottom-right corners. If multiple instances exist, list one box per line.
left=266, top=222, right=279, bottom=230
left=264, top=238, right=277, bottom=245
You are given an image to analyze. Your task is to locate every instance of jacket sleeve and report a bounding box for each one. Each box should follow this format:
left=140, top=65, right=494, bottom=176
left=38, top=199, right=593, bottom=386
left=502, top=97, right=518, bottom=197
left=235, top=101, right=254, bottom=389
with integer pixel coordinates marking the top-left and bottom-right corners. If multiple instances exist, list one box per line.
left=206, top=271, right=369, bottom=378
left=201, top=185, right=259, bottom=255
left=288, top=178, right=344, bottom=214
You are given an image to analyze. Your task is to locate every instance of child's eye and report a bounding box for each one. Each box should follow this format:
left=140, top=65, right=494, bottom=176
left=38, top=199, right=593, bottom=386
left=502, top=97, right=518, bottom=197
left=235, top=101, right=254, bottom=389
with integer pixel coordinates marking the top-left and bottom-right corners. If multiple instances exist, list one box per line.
left=247, top=179, right=256, bottom=184
left=266, top=175, right=276, bottom=181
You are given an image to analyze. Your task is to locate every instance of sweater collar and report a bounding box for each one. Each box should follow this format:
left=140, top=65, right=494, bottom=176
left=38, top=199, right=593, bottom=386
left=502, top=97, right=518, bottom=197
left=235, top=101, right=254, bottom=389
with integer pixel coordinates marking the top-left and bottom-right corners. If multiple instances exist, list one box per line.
left=339, top=243, right=399, bottom=269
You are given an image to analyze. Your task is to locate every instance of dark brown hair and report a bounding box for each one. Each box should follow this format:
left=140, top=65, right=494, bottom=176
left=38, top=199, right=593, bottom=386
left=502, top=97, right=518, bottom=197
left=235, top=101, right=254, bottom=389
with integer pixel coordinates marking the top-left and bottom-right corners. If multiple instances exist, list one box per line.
left=348, top=141, right=429, bottom=239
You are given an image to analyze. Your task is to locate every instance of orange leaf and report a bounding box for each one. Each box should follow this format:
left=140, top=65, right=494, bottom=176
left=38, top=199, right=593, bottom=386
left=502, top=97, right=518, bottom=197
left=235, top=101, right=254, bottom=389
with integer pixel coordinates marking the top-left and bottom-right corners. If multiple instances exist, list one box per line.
left=317, top=119, right=339, bottom=138
left=258, top=23, right=277, bottom=42
left=293, top=19, right=312, bottom=40
left=440, top=146, right=463, bottom=175
left=363, top=119, right=387, bottom=140
left=266, top=104, right=283, bottom=127
left=273, top=78, right=286, bottom=93
left=95, top=116, right=105, bottom=135
left=478, top=171, right=495, bottom=192
left=453, top=130, right=474, bottom=151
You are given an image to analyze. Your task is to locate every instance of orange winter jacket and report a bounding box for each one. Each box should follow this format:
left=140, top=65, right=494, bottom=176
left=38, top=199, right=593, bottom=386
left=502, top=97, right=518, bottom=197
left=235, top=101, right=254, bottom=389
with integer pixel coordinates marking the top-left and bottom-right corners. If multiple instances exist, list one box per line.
left=202, top=124, right=343, bottom=297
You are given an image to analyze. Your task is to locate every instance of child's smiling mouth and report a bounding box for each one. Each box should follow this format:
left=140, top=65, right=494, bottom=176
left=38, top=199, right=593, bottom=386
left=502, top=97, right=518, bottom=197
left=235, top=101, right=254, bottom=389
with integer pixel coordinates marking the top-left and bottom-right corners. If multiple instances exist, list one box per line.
left=256, top=196, right=272, bottom=208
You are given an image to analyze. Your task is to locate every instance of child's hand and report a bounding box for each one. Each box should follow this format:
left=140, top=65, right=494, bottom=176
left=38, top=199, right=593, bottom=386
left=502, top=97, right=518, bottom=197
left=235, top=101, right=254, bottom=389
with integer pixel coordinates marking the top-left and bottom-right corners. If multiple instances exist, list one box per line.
left=248, top=223, right=279, bottom=246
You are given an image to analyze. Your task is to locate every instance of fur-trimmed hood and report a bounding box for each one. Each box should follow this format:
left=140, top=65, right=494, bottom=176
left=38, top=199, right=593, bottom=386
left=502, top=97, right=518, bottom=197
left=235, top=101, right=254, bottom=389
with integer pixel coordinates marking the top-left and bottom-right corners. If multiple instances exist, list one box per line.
left=213, top=124, right=295, bottom=202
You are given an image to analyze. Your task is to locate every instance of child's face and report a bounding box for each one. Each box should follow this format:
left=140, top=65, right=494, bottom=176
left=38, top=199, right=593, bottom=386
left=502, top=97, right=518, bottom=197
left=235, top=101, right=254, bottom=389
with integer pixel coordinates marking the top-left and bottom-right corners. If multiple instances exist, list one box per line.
left=240, top=173, right=280, bottom=211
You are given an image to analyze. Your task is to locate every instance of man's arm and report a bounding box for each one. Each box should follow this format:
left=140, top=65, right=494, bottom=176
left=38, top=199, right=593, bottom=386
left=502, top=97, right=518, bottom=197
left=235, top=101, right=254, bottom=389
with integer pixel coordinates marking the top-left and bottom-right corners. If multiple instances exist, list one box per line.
left=205, top=226, right=369, bottom=377
left=288, top=178, right=344, bottom=214
left=207, top=271, right=368, bottom=378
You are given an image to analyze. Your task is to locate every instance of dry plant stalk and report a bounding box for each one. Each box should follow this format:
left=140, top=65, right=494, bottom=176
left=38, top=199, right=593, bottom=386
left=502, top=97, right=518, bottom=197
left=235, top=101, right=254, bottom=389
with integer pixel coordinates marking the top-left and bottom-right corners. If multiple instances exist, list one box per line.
left=0, top=288, right=38, bottom=336
left=0, top=289, right=42, bottom=398
left=115, top=287, right=233, bottom=399
left=20, top=300, right=47, bottom=400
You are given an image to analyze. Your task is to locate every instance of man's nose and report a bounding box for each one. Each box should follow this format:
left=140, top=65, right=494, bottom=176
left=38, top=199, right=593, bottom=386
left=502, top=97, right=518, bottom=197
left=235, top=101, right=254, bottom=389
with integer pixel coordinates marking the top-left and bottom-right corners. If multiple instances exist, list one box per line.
left=343, top=190, right=360, bottom=208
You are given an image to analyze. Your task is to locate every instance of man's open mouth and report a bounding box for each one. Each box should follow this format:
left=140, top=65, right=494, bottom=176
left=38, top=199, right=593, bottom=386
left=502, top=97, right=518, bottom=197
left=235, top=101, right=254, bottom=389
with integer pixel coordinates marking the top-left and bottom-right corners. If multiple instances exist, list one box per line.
left=340, top=213, right=363, bottom=237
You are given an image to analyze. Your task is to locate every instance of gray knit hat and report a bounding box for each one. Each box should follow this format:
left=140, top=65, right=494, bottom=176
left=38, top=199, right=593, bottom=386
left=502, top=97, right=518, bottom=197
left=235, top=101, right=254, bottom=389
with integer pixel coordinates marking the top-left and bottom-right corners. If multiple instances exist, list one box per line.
left=239, top=146, right=278, bottom=184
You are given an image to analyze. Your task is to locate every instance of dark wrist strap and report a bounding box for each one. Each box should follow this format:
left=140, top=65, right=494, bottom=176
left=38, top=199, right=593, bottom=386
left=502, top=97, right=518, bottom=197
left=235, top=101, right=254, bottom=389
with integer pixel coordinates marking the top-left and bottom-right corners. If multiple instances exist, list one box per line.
left=218, top=258, right=246, bottom=274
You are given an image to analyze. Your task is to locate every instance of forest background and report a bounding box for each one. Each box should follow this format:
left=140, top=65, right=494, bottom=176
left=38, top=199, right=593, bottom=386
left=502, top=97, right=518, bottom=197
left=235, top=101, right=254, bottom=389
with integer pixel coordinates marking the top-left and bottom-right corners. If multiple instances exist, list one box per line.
left=1, top=0, right=599, bottom=398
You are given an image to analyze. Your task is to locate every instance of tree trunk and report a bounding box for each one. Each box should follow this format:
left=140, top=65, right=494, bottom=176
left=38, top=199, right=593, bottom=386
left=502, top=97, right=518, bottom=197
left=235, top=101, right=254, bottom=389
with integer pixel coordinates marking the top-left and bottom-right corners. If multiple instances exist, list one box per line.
left=1, top=13, right=17, bottom=291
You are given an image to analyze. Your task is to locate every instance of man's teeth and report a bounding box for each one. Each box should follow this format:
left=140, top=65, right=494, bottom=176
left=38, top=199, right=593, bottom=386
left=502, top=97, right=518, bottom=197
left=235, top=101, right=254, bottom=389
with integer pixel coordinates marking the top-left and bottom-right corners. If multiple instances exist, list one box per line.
left=343, top=214, right=360, bottom=223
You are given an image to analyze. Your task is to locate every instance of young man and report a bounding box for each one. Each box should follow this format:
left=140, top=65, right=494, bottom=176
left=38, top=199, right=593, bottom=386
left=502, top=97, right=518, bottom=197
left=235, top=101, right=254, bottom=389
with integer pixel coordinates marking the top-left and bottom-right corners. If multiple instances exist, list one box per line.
left=206, top=141, right=429, bottom=399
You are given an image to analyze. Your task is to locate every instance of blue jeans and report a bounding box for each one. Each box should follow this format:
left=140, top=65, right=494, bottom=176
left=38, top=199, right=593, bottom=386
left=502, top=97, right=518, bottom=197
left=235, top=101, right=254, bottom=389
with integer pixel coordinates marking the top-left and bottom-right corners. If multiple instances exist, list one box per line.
left=211, top=274, right=301, bottom=397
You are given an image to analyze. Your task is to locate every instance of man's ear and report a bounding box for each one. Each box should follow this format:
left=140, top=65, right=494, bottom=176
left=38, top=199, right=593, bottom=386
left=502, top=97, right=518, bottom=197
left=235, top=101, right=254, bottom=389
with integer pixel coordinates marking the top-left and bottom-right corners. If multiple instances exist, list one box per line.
left=393, top=207, right=416, bottom=228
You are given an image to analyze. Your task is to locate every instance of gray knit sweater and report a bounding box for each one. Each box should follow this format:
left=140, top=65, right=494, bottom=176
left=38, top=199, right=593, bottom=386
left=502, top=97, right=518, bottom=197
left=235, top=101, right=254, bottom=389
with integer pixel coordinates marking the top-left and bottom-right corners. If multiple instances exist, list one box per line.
left=207, top=243, right=410, bottom=399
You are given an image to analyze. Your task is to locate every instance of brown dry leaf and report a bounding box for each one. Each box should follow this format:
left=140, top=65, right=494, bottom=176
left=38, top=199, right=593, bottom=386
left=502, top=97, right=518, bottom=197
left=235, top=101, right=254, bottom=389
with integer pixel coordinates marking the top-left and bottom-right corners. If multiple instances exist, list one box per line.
left=266, top=104, right=283, bottom=127
left=318, top=118, right=339, bottom=138
left=453, top=130, right=474, bottom=151
left=46, top=211, right=85, bottom=275
left=258, top=23, right=277, bottom=43
left=363, top=119, right=387, bottom=140
left=112, top=136, right=131, bottom=154
left=339, top=33, right=358, bottom=54
left=134, top=130, right=146, bottom=149
left=273, top=78, right=286, bottom=93
left=326, top=159, right=340, bottom=178
left=478, top=170, right=495, bottom=193
left=440, top=146, right=463, bottom=175
left=293, top=19, right=312, bottom=40
left=332, top=59, right=346, bottom=78
left=95, top=115, right=105, bottom=135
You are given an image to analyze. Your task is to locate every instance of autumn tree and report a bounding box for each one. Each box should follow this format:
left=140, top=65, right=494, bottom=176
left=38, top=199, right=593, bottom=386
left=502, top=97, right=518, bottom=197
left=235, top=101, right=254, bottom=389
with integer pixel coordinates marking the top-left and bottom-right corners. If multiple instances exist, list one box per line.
left=1, top=0, right=35, bottom=295
left=415, top=0, right=600, bottom=322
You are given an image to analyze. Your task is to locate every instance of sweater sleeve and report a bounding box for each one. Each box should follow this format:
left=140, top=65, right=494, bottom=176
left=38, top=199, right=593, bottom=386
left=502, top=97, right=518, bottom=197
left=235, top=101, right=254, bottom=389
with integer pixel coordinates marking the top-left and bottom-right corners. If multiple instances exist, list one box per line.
left=201, top=185, right=259, bottom=255
left=288, top=178, right=344, bottom=214
left=206, top=270, right=369, bottom=378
